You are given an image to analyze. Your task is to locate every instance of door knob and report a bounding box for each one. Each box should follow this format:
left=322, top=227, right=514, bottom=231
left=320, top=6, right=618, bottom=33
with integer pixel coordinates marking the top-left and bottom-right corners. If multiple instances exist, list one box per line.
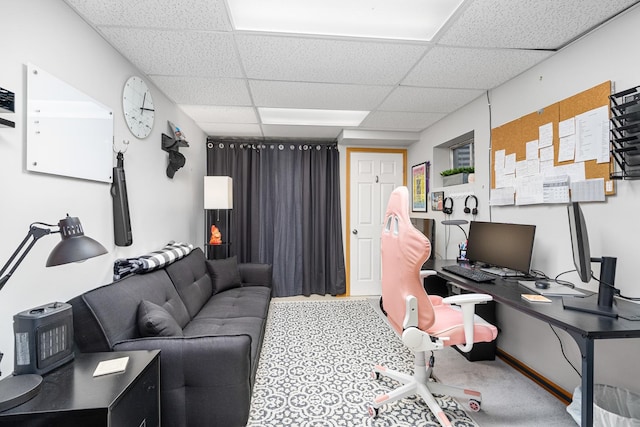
left=352, top=229, right=358, bottom=235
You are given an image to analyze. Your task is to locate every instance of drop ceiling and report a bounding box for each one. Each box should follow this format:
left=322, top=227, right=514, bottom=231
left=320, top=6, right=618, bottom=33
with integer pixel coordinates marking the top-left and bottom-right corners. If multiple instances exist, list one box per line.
left=64, top=0, right=639, bottom=145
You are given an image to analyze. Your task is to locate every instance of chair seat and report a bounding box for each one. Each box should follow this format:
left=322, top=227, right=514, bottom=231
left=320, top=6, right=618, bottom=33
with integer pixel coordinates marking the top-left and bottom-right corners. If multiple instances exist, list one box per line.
left=428, top=304, right=498, bottom=346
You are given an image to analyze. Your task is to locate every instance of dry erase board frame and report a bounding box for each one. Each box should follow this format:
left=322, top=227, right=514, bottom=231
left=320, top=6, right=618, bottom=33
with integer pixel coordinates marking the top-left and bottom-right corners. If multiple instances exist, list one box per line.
left=26, top=63, right=113, bottom=183
left=491, top=81, right=614, bottom=197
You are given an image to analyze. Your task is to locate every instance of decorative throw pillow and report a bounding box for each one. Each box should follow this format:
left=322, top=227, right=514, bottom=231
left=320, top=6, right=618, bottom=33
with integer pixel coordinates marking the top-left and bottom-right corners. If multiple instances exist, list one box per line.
left=137, top=300, right=184, bottom=337
left=206, top=256, right=242, bottom=294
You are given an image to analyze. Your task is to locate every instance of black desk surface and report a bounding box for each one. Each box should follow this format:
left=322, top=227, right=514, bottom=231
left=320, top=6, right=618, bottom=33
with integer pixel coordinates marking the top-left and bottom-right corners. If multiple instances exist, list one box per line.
left=427, top=259, right=640, bottom=340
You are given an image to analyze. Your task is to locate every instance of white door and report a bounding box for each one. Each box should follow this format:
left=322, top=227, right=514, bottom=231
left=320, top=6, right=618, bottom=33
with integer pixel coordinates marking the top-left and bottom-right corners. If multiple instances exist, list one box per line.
left=349, top=152, right=404, bottom=296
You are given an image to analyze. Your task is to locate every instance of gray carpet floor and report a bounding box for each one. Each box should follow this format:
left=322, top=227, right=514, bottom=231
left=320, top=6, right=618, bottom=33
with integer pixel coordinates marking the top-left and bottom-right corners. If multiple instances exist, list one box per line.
left=367, top=297, right=578, bottom=426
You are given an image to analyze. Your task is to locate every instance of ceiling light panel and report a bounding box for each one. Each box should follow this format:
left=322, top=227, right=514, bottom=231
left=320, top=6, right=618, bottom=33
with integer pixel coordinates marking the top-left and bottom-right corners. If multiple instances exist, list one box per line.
left=258, top=108, right=369, bottom=126
left=227, top=0, right=464, bottom=41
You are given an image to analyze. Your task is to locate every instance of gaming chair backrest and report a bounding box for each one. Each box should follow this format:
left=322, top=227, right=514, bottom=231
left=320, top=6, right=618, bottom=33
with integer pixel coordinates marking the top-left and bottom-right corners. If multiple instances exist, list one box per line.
left=381, top=186, right=435, bottom=334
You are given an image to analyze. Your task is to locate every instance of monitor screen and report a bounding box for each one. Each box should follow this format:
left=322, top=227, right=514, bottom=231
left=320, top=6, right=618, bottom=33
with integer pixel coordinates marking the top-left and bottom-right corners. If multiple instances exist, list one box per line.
left=567, top=202, right=591, bottom=283
left=466, top=221, right=536, bottom=274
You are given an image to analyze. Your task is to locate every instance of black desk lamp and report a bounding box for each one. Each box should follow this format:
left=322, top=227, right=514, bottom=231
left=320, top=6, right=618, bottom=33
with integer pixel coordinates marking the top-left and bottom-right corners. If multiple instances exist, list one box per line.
left=441, top=219, right=469, bottom=261
left=0, top=215, right=108, bottom=411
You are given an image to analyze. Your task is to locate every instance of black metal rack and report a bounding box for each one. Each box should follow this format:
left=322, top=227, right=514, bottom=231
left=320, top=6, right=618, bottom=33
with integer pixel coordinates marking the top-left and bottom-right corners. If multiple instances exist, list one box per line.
left=610, top=85, right=640, bottom=179
left=0, top=87, right=15, bottom=128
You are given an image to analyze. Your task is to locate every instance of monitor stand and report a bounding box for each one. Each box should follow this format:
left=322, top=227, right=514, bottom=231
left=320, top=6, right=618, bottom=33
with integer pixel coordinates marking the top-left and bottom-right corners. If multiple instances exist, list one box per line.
left=561, top=257, right=640, bottom=320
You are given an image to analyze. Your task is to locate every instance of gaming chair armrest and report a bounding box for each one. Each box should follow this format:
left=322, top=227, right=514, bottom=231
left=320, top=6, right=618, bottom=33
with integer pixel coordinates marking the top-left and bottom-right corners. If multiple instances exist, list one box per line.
left=442, top=293, right=493, bottom=353
left=419, top=270, right=437, bottom=279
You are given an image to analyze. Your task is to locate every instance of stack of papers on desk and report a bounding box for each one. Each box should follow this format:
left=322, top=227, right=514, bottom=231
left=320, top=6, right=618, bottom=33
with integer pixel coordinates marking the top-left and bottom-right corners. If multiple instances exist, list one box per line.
left=519, top=281, right=587, bottom=297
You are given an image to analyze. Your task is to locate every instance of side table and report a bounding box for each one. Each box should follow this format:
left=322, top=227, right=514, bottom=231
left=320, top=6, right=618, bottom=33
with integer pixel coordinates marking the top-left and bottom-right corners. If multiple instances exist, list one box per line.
left=0, top=350, right=160, bottom=427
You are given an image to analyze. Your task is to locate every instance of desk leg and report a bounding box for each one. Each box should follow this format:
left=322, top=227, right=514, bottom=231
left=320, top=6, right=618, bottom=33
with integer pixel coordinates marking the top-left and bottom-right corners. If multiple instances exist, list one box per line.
left=567, top=331, right=594, bottom=427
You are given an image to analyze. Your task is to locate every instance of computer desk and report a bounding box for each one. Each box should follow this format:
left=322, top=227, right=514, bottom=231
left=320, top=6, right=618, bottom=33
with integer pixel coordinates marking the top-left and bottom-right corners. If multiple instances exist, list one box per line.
left=426, top=259, right=640, bottom=427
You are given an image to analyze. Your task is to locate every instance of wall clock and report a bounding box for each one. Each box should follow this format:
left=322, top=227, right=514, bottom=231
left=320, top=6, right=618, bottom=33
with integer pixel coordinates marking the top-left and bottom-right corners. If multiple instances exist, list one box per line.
left=122, top=76, right=155, bottom=139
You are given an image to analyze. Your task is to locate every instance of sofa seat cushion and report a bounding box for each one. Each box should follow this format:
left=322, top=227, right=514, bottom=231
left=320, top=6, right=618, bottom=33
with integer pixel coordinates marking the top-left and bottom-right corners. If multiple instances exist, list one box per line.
left=138, top=300, right=184, bottom=337
left=165, top=248, right=213, bottom=318
left=183, top=316, right=265, bottom=370
left=195, top=287, right=272, bottom=320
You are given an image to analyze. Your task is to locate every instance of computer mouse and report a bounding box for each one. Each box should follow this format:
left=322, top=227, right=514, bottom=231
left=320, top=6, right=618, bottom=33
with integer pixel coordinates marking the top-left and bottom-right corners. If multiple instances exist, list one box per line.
left=535, top=280, right=551, bottom=289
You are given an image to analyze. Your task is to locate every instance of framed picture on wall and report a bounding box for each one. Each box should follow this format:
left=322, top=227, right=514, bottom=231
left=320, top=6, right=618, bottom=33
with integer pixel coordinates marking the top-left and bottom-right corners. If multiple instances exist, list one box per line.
left=411, top=162, right=428, bottom=212
left=432, top=191, right=444, bottom=211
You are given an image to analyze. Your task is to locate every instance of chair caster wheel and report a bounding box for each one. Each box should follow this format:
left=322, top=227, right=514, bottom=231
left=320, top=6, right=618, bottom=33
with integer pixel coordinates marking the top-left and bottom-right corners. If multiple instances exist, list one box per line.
left=368, top=405, right=379, bottom=418
left=468, top=399, right=481, bottom=412
left=370, top=370, right=380, bottom=380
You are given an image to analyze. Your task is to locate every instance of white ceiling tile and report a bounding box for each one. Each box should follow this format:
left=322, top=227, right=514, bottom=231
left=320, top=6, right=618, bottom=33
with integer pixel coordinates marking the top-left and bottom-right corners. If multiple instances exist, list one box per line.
left=404, top=46, right=553, bottom=89
left=65, top=0, right=232, bottom=31
left=151, top=76, right=252, bottom=105
left=361, top=111, right=446, bottom=131
left=261, top=124, right=342, bottom=139
left=439, top=0, right=639, bottom=49
left=380, top=86, right=484, bottom=113
left=98, top=28, right=242, bottom=77
left=236, top=34, right=427, bottom=85
left=180, top=105, right=258, bottom=123
left=249, top=80, right=393, bottom=110
left=200, top=123, right=263, bottom=137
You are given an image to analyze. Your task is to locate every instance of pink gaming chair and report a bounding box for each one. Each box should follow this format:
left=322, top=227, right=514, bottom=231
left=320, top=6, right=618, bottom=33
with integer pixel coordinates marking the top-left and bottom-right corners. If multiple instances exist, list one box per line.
left=369, top=187, right=498, bottom=427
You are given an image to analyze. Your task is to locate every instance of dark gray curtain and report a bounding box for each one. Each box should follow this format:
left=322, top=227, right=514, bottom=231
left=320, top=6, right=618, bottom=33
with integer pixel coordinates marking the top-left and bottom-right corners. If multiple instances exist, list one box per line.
left=207, top=139, right=346, bottom=297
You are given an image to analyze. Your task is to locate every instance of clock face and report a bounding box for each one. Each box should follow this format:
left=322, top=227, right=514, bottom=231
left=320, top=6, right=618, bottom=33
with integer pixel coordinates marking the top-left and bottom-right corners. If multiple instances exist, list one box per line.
left=122, top=76, right=155, bottom=139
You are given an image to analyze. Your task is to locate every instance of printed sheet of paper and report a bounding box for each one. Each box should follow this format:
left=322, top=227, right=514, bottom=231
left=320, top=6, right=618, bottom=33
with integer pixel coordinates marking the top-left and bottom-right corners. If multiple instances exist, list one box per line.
left=575, top=106, right=608, bottom=163
left=494, top=149, right=506, bottom=171
left=490, top=187, right=515, bottom=206
left=93, top=356, right=129, bottom=377
left=559, top=117, right=575, bottom=137
left=571, top=178, right=605, bottom=202
left=504, top=153, right=516, bottom=174
left=558, top=135, right=576, bottom=162
left=515, top=175, right=544, bottom=205
left=526, top=140, right=539, bottom=160
left=539, top=122, right=553, bottom=148
left=540, top=146, right=554, bottom=162
left=543, top=175, right=570, bottom=204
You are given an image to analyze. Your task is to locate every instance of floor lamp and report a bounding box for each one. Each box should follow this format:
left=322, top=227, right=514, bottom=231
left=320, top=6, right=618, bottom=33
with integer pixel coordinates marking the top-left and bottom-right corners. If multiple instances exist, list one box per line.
left=203, top=176, right=233, bottom=259
left=0, top=215, right=108, bottom=411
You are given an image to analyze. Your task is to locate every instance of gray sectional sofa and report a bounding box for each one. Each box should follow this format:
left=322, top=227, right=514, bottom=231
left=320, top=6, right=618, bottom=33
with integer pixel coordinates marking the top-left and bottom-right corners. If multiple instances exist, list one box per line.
left=68, top=248, right=272, bottom=427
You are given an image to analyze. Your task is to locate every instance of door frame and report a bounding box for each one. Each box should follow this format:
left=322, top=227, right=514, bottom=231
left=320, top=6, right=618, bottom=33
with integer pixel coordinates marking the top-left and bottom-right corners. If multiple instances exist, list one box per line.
left=345, top=147, right=407, bottom=295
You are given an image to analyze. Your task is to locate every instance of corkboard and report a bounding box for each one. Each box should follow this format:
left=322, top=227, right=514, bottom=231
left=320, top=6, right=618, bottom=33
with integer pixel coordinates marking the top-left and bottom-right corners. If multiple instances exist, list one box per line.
left=491, top=81, right=614, bottom=196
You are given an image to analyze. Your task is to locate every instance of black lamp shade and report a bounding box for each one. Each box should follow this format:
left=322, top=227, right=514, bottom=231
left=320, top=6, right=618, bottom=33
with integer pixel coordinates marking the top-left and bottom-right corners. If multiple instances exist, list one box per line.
left=46, top=217, right=107, bottom=267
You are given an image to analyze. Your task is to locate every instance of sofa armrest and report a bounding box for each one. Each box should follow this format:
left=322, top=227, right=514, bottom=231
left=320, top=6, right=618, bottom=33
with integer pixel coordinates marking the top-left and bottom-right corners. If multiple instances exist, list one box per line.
left=113, top=335, right=252, bottom=427
left=238, top=263, right=272, bottom=288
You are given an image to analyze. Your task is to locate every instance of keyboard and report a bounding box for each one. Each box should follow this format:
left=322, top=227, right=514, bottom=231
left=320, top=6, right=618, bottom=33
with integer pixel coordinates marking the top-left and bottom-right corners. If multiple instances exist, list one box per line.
left=441, top=264, right=496, bottom=283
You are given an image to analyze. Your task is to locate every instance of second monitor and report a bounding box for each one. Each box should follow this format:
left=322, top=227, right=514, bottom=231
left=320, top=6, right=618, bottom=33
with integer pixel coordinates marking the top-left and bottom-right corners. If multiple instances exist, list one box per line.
left=466, top=221, right=536, bottom=276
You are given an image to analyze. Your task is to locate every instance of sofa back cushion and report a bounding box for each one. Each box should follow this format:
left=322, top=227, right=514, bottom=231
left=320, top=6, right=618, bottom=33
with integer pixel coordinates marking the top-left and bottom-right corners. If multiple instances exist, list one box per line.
left=164, top=248, right=213, bottom=318
left=138, top=300, right=185, bottom=337
left=81, top=269, right=190, bottom=348
left=206, top=256, right=243, bottom=294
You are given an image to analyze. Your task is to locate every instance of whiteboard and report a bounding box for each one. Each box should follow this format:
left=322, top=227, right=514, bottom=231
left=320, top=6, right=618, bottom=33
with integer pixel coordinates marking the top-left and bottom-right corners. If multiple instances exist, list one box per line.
left=26, top=63, right=113, bottom=183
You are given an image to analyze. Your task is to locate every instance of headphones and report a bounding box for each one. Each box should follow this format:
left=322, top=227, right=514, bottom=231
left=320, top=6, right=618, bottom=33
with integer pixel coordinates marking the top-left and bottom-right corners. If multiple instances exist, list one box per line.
left=464, top=195, right=478, bottom=215
left=443, top=197, right=453, bottom=215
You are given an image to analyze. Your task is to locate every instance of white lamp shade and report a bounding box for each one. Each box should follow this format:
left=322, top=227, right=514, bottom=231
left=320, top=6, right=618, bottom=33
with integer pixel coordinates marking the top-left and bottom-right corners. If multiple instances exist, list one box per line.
left=204, top=176, right=233, bottom=209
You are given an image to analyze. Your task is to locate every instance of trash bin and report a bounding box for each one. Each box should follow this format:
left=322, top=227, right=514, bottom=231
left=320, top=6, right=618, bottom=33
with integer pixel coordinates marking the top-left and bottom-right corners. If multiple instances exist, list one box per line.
left=567, top=384, right=640, bottom=426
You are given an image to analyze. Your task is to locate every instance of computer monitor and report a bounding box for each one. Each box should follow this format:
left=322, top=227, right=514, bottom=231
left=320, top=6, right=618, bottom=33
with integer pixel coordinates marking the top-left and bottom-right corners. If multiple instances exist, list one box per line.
left=465, top=221, right=536, bottom=275
left=562, top=202, right=620, bottom=317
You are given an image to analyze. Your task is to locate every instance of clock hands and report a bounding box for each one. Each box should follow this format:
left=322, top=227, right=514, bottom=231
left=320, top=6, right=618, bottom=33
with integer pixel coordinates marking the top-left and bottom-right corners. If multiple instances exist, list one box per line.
left=140, top=92, right=155, bottom=113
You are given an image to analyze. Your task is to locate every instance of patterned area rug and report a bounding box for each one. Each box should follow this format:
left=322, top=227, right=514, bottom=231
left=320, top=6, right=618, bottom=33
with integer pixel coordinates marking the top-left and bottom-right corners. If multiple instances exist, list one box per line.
left=247, top=299, right=478, bottom=426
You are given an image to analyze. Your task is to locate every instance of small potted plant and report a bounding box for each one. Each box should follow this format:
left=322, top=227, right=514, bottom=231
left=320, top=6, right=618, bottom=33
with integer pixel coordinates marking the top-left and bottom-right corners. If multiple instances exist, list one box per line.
left=440, top=166, right=474, bottom=186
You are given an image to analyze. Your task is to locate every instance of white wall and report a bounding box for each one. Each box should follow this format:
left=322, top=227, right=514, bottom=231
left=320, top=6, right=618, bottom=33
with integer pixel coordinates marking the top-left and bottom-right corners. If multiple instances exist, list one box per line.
left=0, top=1, right=206, bottom=379
left=409, top=5, right=640, bottom=395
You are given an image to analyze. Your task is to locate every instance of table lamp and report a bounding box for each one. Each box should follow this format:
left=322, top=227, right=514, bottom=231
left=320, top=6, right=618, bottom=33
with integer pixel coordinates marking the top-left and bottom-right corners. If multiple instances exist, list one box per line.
left=441, top=219, right=468, bottom=261
left=0, top=215, right=108, bottom=412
